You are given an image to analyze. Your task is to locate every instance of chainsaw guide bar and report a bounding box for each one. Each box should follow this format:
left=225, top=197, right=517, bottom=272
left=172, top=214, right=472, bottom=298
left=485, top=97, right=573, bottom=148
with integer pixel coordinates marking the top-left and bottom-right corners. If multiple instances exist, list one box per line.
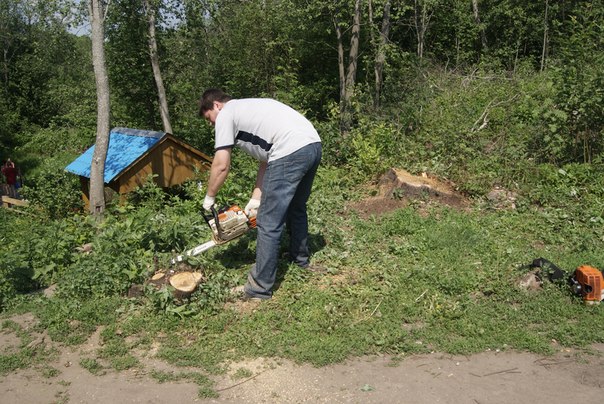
left=171, top=205, right=256, bottom=265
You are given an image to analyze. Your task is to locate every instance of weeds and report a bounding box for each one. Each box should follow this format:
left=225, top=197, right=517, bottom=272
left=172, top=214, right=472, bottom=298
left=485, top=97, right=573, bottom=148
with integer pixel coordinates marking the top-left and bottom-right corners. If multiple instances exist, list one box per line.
left=0, top=319, right=53, bottom=375
left=0, top=163, right=603, bottom=387
left=150, top=369, right=217, bottom=398
left=79, top=358, right=105, bottom=375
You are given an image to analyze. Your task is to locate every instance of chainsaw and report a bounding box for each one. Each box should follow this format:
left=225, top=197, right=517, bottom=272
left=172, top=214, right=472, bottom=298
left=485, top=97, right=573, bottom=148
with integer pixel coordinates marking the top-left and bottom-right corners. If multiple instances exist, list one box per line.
left=171, top=204, right=256, bottom=264
left=529, top=258, right=603, bottom=305
left=569, top=265, right=604, bottom=305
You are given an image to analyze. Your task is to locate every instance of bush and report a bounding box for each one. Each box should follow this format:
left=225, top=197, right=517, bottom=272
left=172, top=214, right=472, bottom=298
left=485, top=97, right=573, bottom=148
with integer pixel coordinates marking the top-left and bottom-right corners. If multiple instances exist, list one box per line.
left=524, top=163, right=604, bottom=214
left=0, top=212, right=44, bottom=309
left=19, top=169, right=83, bottom=219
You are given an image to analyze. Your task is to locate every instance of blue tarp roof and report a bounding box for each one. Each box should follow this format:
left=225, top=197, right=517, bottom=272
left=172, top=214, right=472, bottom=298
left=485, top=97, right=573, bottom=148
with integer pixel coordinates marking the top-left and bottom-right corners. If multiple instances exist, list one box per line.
left=65, top=127, right=166, bottom=183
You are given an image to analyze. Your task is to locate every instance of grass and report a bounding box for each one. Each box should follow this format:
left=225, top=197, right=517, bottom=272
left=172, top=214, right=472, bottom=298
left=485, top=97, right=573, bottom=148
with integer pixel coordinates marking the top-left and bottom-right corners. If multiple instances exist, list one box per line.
left=79, top=358, right=105, bottom=375
left=1, top=165, right=603, bottom=395
left=150, top=369, right=217, bottom=398
left=0, top=320, right=54, bottom=375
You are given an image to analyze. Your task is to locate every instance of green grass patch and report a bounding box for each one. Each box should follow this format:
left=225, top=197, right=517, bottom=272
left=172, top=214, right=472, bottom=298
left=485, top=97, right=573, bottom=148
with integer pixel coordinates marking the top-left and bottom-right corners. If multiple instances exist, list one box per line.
left=79, top=358, right=105, bottom=375
left=150, top=369, right=217, bottom=398
left=1, top=164, right=603, bottom=377
left=0, top=320, right=54, bottom=375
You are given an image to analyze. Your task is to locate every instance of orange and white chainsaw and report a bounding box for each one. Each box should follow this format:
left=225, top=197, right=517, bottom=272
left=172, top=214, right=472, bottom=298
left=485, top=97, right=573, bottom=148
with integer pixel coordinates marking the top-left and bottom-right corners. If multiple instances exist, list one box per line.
left=171, top=205, right=256, bottom=264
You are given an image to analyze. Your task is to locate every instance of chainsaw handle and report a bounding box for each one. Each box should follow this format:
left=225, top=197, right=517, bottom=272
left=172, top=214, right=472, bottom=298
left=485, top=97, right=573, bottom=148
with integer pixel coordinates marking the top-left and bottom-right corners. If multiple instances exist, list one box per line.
left=212, top=206, right=227, bottom=240
left=202, top=206, right=226, bottom=240
left=201, top=207, right=215, bottom=225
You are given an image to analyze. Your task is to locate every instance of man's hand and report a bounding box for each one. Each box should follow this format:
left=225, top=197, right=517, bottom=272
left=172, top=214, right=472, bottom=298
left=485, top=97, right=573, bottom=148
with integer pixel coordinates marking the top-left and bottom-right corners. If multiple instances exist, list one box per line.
left=203, top=195, right=216, bottom=211
left=244, top=198, right=260, bottom=217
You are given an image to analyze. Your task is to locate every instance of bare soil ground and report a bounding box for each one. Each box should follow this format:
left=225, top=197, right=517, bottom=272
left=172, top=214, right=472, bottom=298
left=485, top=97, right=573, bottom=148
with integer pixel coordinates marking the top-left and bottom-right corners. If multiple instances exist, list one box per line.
left=2, top=170, right=601, bottom=403
left=1, top=314, right=602, bottom=404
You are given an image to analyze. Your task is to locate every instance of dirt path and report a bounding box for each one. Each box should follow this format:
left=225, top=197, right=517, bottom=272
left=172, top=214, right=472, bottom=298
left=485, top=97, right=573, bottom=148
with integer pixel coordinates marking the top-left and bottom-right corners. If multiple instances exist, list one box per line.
left=1, top=338, right=602, bottom=404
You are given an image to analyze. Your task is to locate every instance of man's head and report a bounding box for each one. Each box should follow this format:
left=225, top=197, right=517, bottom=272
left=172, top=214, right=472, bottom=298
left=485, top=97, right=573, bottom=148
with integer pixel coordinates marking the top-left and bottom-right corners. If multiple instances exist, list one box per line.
left=199, top=88, right=232, bottom=125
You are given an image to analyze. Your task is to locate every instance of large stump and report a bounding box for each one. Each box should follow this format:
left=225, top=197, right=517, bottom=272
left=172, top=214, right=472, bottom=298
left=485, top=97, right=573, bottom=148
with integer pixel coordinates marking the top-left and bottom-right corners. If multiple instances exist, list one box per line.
left=378, top=168, right=466, bottom=207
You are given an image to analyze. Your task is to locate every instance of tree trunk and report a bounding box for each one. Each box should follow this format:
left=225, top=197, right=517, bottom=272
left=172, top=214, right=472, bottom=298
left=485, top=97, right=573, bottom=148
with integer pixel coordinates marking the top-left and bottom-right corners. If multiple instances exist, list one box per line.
left=0, top=6, right=16, bottom=91
left=414, top=0, right=433, bottom=59
left=89, top=0, right=110, bottom=217
left=333, top=15, right=346, bottom=111
left=344, top=0, right=361, bottom=99
left=540, top=0, right=549, bottom=72
left=374, top=0, right=391, bottom=108
left=472, top=0, right=487, bottom=51
left=339, top=0, right=361, bottom=134
left=143, top=0, right=172, bottom=133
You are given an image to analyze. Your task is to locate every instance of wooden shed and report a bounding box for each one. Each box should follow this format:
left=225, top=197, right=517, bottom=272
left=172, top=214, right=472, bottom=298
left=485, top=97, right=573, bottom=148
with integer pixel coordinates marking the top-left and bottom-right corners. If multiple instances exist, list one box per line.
left=66, top=127, right=212, bottom=208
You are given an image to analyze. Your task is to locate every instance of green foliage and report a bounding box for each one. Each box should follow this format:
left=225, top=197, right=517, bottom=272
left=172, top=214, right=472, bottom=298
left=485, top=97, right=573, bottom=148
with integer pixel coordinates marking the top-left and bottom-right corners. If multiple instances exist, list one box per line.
left=545, top=4, right=604, bottom=163
left=126, top=175, right=167, bottom=210
left=23, top=215, right=94, bottom=286
left=105, top=0, right=161, bottom=129
left=79, top=357, right=105, bottom=375
left=34, top=296, right=121, bottom=345
left=0, top=216, right=24, bottom=309
left=0, top=273, right=17, bottom=311
left=2, top=162, right=603, bottom=379
left=524, top=163, right=604, bottom=222
left=2, top=0, right=604, bottom=384
left=397, top=68, right=518, bottom=194
left=150, top=369, right=217, bottom=398
left=0, top=212, right=94, bottom=306
left=19, top=169, right=83, bottom=219
left=56, top=214, right=157, bottom=300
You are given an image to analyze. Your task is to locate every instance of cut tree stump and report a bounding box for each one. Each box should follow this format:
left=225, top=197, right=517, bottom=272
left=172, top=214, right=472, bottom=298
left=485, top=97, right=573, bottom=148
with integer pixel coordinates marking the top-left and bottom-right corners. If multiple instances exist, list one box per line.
left=169, top=271, right=203, bottom=299
left=378, top=168, right=466, bottom=207
left=149, top=272, right=167, bottom=287
left=145, top=269, right=204, bottom=298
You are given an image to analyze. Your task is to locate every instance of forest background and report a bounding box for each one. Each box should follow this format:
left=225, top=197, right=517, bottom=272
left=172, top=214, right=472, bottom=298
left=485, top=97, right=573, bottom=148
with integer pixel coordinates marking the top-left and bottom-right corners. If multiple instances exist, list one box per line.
left=0, top=0, right=603, bottom=392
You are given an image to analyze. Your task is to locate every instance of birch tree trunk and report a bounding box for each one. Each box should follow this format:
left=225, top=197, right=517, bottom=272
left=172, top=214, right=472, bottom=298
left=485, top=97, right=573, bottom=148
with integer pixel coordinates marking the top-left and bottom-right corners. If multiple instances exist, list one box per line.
left=472, top=0, right=487, bottom=51
left=373, top=0, right=391, bottom=108
left=334, top=15, right=346, bottom=111
left=340, top=0, right=361, bottom=134
left=143, top=0, right=172, bottom=133
left=540, top=0, right=549, bottom=72
left=89, top=0, right=110, bottom=217
left=414, top=0, right=435, bottom=60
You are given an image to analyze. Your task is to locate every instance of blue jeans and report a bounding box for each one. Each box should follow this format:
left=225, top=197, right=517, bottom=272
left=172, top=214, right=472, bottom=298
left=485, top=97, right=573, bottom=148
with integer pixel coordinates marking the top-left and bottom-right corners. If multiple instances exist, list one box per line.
left=245, top=142, right=322, bottom=299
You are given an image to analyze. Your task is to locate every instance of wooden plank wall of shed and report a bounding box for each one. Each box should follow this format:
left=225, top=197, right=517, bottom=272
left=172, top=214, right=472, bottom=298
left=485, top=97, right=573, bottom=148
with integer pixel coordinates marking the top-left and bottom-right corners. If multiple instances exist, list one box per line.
left=117, top=139, right=210, bottom=195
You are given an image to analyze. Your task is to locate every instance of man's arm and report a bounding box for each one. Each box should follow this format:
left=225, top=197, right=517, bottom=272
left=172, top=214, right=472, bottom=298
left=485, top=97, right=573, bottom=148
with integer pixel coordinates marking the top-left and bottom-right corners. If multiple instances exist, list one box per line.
left=206, top=148, right=232, bottom=197
left=244, top=161, right=267, bottom=216
left=251, top=161, right=267, bottom=200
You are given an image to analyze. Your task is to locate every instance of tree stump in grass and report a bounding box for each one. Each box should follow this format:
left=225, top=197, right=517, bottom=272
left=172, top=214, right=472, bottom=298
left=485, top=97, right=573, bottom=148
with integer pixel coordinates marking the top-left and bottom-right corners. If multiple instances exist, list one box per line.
left=145, top=269, right=204, bottom=300
left=149, top=272, right=167, bottom=287
left=169, top=271, right=203, bottom=299
left=378, top=168, right=467, bottom=207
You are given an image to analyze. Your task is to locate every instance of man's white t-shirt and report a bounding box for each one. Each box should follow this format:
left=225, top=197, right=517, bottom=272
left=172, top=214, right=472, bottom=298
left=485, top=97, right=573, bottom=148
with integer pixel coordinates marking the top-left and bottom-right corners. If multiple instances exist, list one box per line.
left=214, top=98, right=320, bottom=162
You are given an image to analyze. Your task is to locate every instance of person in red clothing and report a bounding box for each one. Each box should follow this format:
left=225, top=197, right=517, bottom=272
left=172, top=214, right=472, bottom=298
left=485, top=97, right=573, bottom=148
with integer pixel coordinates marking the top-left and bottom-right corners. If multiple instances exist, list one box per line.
left=2, top=158, right=17, bottom=196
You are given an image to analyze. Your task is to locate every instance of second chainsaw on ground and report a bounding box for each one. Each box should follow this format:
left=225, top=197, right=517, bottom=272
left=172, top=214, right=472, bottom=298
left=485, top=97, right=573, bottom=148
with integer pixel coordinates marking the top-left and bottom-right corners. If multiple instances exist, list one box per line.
left=171, top=205, right=256, bottom=264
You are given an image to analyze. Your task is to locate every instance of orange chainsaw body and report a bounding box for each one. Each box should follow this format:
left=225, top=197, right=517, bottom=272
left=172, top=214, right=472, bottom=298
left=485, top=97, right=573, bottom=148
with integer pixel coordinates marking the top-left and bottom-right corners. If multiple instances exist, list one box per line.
left=209, top=205, right=256, bottom=244
left=574, top=265, right=604, bottom=304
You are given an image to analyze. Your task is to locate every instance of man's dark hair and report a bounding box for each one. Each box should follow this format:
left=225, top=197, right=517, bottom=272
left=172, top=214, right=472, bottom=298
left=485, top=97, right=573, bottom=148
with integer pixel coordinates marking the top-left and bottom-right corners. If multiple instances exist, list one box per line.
left=199, top=88, right=232, bottom=115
